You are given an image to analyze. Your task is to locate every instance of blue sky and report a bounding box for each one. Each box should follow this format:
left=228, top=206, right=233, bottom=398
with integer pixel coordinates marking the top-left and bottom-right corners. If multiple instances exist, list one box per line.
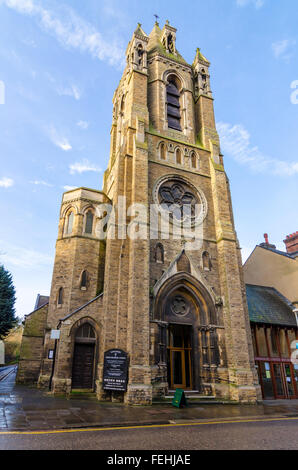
left=0, top=0, right=298, bottom=319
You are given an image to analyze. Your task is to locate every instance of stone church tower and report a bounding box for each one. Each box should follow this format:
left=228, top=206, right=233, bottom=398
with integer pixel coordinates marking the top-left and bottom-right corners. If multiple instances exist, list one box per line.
left=17, top=21, right=261, bottom=404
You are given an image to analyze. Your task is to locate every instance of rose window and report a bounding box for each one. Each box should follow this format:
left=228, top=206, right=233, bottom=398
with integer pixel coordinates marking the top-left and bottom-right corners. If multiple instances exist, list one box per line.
left=158, top=181, right=198, bottom=222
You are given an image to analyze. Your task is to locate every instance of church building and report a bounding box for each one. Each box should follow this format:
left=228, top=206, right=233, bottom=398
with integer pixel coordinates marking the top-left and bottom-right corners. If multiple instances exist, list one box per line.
left=17, top=21, right=261, bottom=405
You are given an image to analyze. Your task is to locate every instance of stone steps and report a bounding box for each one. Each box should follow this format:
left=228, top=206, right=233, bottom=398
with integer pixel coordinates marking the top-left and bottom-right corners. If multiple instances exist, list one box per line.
left=70, top=390, right=97, bottom=400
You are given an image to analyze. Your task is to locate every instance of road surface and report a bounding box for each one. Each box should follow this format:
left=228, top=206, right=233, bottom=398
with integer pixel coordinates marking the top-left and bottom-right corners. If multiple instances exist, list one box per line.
left=0, top=416, right=297, bottom=450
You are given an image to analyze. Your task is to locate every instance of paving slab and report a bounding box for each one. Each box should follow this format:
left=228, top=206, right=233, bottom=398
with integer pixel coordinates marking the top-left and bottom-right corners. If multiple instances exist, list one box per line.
left=1, top=366, right=298, bottom=432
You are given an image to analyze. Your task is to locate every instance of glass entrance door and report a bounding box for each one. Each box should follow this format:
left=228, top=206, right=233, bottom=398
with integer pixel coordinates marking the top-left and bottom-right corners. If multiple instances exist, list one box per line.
left=167, top=325, right=193, bottom=390
left=259, top=362, right=275, bottom=399
left=272, top=362, right=297, bottom=399
left=272, top=363, right=286, bottom=398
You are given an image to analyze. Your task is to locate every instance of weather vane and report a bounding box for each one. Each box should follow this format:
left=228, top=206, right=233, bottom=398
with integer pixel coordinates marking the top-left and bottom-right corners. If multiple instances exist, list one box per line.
left=154, top=14, right=159, bottom=22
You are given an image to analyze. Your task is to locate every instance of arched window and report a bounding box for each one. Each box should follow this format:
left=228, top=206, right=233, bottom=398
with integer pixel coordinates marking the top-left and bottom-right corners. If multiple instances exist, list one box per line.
left=166, top=77, right=181, bottom=131
left=191, top=152, right=197, bottom=169
left=85, top=211, right=94, bottom=234
left=177, top=252, right=191, bottom=273
left=160, top=142, right=166, bottom=160
left=75, top=323, right=96, bottom=341
left=57, top=287, right=63, bottom=306
left=137, top=44, right=143, bottom=67
left=66, top=211, right=74, bottom=235
left=202, top=251, right=211, bottom=271
left=80, top=270, right=88, bottom=289
left=120, top=94, right=125, bottom=114
left=155, top=243, right=164, bottom=264
left=176, top=148, right=182, bottom=165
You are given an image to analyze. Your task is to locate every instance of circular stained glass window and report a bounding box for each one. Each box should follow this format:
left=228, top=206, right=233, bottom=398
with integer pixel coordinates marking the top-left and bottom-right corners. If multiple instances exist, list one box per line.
left=153, top=175, right=207, bottom=227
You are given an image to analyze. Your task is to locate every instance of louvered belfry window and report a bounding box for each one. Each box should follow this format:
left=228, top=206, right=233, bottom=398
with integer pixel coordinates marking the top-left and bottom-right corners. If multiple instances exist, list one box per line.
left=166, top=80, right=181, bottom=131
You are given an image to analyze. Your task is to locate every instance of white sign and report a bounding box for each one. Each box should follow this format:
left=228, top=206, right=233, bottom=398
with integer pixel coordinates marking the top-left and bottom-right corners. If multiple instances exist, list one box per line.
left=50, top=330, right=60, bottom=340
left=48, top=349, right=54, bottom=359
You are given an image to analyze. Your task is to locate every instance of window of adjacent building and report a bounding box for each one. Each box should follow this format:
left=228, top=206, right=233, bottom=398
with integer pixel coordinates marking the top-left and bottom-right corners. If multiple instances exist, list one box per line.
left=259, top=362, right=275, bottom=399
left=57, top=287, right=63, bottom=306
left=268, top=328, right=279, bottom=357
left=85, top=211, right=94, bottom=235
left=288, top=329, right=297, bottom=352
left=256, top=327, right=267, bottom=357
left=166, top=78, right=181, bottom=131
left=251, top=327, right=258, bottom=357
left=279, top=329, right=289, bottom=358
left=66, top=211, right=74, bottom=235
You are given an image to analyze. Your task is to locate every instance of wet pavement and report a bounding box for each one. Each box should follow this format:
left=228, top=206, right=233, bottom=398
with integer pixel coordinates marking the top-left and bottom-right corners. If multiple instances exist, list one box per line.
left=1, top=365, right=298, bottom=432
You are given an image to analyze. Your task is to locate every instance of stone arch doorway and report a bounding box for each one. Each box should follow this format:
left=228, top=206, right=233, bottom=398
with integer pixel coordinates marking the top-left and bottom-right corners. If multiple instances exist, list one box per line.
left=164, top=287, right=199, bottom=391
left=167, top=322, right=193, bottom=390
left=154, top=273, right=218, bottom=392
left=72, top=323, right=97, bottom=390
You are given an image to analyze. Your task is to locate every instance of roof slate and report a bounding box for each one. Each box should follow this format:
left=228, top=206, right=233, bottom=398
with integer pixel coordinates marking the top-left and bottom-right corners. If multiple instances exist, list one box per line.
left=259, top=244, right=295, bottom=259
left=246, top=284, right=297, bottom=327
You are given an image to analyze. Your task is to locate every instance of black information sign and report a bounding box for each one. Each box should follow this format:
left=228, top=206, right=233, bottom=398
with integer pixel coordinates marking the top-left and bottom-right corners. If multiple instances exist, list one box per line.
left=103, top=349, right=128, bottom=392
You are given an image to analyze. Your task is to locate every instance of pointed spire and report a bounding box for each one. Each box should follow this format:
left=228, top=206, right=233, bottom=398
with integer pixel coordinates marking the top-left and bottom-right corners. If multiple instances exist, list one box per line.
left=133, top=22, right=148, bottom=39
left=148, top=21, right=187, bottom=65
left=193, top=47, right=210, bottom=66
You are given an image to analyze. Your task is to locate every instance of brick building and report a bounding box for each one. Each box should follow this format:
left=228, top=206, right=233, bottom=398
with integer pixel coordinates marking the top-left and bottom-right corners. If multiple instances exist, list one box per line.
left=17, top=21, right=261, bottom=405
left=244, top=234, right=298, bottom=399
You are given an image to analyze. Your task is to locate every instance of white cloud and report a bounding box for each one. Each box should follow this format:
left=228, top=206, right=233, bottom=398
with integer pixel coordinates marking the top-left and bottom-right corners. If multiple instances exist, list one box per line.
left=272, top=39, right=296, bottom=61
left=30, top=180, right=53, bottom=187
left=69, top=159, right=101, bottom=174
left=0, top=177, right=14, bottom=188
left=63, top=185, right=78, bottom=191
left=57, top=84, right=81, bottom=100
left=236, top=0, right=264, bottom=9
left=48, top=125, right=72, bottom=151
left=77, top=120, right=89, bottom=130
left=22, top=37, right=37, bottom=48
left=217, top=122, right=298, bottom=176
left=0, top=240, right=53, bottom=269
left=1, top=0, right=125, bottom=67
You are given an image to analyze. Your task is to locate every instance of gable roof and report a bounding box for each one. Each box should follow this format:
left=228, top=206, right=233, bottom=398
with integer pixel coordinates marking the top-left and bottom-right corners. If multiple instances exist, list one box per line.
left=259, top=244, right=295, bottom=259
left=34, top=294, right=50, bottom=310
left=246, top=284, right=297, bottom=327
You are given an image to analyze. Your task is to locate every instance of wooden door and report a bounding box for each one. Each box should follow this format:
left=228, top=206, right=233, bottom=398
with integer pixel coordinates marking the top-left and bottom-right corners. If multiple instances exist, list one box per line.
left=167, top=325, right=193, bottom=390
left=72, top=343, right=95, bottom=389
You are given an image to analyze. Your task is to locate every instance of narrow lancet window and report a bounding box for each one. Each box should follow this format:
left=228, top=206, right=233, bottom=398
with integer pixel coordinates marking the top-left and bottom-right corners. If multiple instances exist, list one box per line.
left=160, top=143, right=166, bottom=160
left=81, top=270, right=88, bottom=289
left=176, top=148, right=182, bottom=164
left=155, top=243, right=164, bottom=264
left=58, top=287, right=63, bottom=305
left=66, top=211, right=74, bottom=235
left=85, top=211, right=94, bottom=234
left=191, top=152, right=197, bottom=169
left=203, top=251, right=211, bottom=271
